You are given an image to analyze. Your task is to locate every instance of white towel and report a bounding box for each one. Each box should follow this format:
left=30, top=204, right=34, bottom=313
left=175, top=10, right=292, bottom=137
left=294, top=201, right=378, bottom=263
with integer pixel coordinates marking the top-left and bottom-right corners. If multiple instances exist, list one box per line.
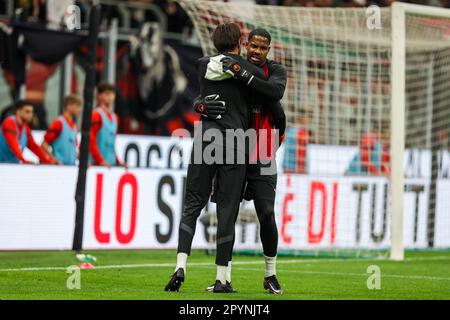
left=204, top=54, right=234, bottom=81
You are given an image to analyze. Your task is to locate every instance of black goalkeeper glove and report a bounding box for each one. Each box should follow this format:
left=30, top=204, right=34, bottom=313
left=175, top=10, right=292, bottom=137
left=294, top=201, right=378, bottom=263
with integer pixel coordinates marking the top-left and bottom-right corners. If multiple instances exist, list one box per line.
left=194, top=94, right=226, bottom=119
left=221, top=56, right=255, bottom=85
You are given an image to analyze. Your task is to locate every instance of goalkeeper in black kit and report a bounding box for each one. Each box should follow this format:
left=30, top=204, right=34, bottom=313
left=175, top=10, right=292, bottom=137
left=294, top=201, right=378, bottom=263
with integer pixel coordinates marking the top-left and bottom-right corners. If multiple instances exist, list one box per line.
left=197, top=29, right=287, bottom=295
left=165, top=23, right=283, bottom=293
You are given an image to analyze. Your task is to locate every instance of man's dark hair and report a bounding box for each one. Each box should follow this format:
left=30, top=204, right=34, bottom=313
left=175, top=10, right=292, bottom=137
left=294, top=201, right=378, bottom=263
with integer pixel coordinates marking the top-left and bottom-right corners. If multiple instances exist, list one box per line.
left=248, top=28, right=271, bottom=44
left=15, top=100, right=34, bottom=111
left=212, top=23, right=241, bottom=53
left=64, top=94, right=83, bottom=108
left=97, top=82, right=116, bottom=94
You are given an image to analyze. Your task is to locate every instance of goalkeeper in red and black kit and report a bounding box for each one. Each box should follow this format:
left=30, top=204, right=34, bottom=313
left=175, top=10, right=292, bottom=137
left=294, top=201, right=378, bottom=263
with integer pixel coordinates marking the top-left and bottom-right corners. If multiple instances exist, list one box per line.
left=197, top=29, right=287, bottom=294
left=165, top=23, right=284, bottom=294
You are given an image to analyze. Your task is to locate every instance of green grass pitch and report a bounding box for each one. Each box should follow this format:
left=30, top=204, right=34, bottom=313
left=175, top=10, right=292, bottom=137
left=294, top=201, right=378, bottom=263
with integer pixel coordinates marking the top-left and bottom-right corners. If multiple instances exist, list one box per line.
left=0, top=249, right=449, bottom=300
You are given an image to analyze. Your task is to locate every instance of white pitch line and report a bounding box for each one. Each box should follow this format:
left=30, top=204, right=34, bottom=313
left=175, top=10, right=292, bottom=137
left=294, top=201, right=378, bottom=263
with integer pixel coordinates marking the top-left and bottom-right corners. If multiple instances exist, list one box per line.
left=0, top=255, right=448, bottom=273
left=222, top=267, right=450, bottom=281
left=0, top=259, right=308, bottom=272
left=0, top=266, right=68, bottom=272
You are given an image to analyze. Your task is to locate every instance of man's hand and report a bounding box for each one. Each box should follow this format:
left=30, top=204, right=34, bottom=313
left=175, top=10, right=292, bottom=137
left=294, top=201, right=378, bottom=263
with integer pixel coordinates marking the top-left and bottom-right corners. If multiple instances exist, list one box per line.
left=221, top=56, right=254, bottom=85
left=194, top=94, right=226, bottom=119
left=117, top=162, right=128, bottom=169
left=39, top=157, right=60, bottom=165
left=21, top=160, right=36, bottom=165
left=99, top=160, right=112, bottom=168
left=49, top=157, right=62, bottom=165
left=50, top=159, right=62, bottom=165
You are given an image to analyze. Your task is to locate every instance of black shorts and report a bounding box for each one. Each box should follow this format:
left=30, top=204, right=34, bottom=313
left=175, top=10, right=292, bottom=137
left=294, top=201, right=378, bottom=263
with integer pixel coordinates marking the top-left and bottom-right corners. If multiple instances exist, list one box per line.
left=243, top=161, right=277, bottom=201
left=210, top=160, right=277, bottom=203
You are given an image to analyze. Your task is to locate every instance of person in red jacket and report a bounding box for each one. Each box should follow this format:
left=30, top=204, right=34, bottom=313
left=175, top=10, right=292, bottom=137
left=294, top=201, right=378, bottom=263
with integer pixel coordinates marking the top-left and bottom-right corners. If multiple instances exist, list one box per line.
left=347, top=120, right=390, bottom=176
left=89, top=82, right=124, bottom=167
left=42, top=95, right=83, bottom=165
left=283, top=112, right=310, bottom=174
left=0, top=100, right=55, bottom=164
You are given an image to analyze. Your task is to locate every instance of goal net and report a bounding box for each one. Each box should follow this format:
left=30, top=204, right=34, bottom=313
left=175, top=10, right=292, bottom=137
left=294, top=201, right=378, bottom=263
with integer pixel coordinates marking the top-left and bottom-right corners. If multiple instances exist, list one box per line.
left=178, top=0, right=450, bottom=259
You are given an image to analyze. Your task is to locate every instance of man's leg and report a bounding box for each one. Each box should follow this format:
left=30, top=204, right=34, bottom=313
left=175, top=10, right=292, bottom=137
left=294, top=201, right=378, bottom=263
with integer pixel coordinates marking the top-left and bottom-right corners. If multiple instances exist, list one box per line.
left=218, top=188, right=278, bottom=291
left=165, top=144, right=216, bottom=292
left=224, top=179, right=246, bottom=284
left=254, top=197, right=278, bottom=270
left=177, top=160, right=216, bottom=264
left=254, top=196, right=282, bottom=294
left=246, top=163, right=283, bottom=294
left=223, top=204, right=240, bottom=286
left=214, top=163, right=246, bottom=285
left=206, top=205, right=239, bottom=292
left=206, top=172, right=244, bottom=292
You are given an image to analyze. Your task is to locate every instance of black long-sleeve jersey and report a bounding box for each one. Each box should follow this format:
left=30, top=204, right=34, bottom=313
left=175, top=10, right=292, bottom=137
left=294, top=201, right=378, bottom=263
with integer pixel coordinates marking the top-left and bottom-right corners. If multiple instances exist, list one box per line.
left=251, top=60, right=288, bottom=135
left=251, top=60, right=287, bottom=102
left=197, top=53, right=266, bottom=133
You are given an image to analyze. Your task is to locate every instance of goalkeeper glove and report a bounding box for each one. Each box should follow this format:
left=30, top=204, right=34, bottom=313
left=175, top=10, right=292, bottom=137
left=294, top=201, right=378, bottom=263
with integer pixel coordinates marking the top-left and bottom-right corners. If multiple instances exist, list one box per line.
left=194, top=94, right=226, bottom=119
left=221, top=56, right=255, bottom=85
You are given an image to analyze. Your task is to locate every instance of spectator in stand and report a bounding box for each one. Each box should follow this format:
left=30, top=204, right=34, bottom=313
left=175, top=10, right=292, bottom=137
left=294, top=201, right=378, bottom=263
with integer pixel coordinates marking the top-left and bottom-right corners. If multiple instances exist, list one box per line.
left=282, top=110, right=310, bottom=174
left=0, top=100, right=55, bottom=164
left=341, top=0, right=367, bottom=7
left=13, top=0, right=46, bottom=23
left=41, top=94, right=82, bottom=165
left=438, top=128, right=449, bottom=150
left=162, top=0, right=190, bottom=33
left=89, top=82, right=125, bottom=167
left=314, top=0, right=337, bottom=7
left=279, top=0, right=303, bottom=6
left=0, top=2, right=6, bottom=15
left=369, top=0, right=396, bottom=6
left=346, top=120, right=391, bottom=176
left=440, top=0, right=450, bottom=8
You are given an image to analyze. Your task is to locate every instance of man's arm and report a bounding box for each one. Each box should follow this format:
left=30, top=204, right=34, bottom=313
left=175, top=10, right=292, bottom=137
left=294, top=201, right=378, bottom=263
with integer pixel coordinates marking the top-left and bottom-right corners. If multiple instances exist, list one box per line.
left=197, top=58, right=206, bottom=96
left=114, top=114, right=126, bottom=167
left=381, top=145, right=391, bottom=175
left=89, top=111, right=107, bottom=166
left=360, top=137, right=381, bottom=175
left=268, top=101, right=286, bottom=137
left=195, top=58, right=228, bottom=119
left=41, top=141, right=58, bottom=163
left=222, top=56, right=287, bottom=101
left=246, top=62, right=287, bottom=101
left=1, top=119, right=28, bottom=163
left=26, top=127, right=55, bottom=164
left=42, top=119, right=63, bottom=164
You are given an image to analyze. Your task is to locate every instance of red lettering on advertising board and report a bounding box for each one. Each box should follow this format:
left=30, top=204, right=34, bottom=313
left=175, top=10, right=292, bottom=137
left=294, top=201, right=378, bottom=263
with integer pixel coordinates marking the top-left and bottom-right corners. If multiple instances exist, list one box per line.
left=281, top=175, right=294, bottom=244
left=115, top=173, right=138, bottom=244
left=330, top=182, right=338, bottom=244
left=308, top=181, right=327, bottom=244
left=94, top=173, right=110, bottom=243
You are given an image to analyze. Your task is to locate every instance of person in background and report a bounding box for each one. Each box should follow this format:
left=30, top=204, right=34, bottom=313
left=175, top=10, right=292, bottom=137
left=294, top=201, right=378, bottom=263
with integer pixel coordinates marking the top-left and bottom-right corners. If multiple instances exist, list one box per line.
left=89, top=82, right=125, bottom=167
left=0, top=100, right=55, bottom=164
left=347, top=120, right=391, bottom=176
left=41, top=94, right=82, bottom=165
left=282, top=111, right=310, bottom=174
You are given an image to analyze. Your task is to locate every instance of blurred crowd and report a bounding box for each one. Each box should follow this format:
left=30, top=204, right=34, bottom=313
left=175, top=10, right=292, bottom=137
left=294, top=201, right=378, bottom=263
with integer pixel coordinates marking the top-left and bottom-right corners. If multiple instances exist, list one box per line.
left=254, top=0, right=450, bottom=8
left=3, top=0, right=450, bottom=33
left=1, top=0, right=191, bottom=33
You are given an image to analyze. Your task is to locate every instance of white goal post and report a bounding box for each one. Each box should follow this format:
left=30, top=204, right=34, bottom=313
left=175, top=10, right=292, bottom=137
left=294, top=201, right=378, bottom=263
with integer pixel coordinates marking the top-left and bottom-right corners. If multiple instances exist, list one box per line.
left=390, top=3, right=450, bottom=260
left=179, top=0, right=450, bottom=260
left=390, top=2, right=406, bottom=261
